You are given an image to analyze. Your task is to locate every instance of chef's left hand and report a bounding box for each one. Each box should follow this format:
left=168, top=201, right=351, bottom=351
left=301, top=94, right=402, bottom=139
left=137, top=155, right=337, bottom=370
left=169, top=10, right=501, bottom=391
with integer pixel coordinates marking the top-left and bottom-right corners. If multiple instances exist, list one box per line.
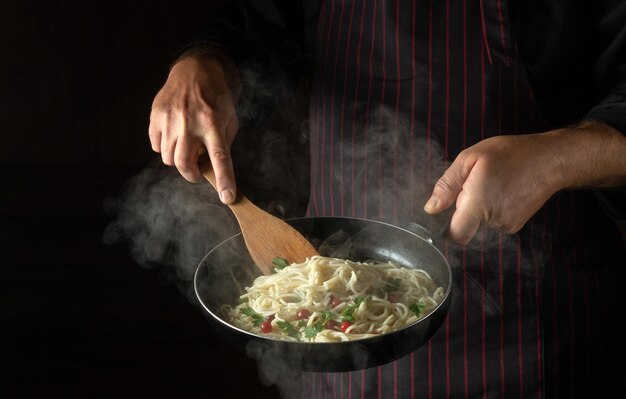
left=423, top=123, right=626, bottom=245
left=422, top=133, right=561, bottom=245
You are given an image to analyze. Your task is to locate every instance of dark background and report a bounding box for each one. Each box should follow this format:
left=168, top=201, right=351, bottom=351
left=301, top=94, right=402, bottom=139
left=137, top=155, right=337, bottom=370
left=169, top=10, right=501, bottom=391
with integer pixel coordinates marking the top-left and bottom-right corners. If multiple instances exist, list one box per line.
left=3, top=3, right=626, bottom=399
left=1, top=1, right=284, bottom=397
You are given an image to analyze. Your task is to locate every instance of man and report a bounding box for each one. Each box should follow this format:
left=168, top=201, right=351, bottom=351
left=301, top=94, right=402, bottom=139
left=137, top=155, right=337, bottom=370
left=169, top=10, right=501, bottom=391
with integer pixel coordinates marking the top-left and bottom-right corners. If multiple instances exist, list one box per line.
left=149, top=1, right=626, bottom=397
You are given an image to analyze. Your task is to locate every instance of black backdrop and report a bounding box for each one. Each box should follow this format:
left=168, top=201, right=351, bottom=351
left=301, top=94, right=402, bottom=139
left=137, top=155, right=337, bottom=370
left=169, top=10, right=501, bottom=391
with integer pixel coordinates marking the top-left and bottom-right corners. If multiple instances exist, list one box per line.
left=1, top=1, right=285, bottom=397
left=3, top=3, right=625, bottom=399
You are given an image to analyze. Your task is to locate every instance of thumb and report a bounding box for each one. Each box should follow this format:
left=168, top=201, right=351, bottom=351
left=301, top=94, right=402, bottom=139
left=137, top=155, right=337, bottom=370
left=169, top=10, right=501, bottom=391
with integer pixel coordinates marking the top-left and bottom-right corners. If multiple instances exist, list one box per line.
left=424, top=156, right=474, bottom=214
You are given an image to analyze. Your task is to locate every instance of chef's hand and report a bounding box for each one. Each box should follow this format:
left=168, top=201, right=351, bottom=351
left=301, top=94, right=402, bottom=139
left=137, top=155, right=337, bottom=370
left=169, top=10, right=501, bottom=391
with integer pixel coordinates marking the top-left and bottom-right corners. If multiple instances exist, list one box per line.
left=423, top=122, right=626, bottom=245
left=149, top=51, right=240, bottom=204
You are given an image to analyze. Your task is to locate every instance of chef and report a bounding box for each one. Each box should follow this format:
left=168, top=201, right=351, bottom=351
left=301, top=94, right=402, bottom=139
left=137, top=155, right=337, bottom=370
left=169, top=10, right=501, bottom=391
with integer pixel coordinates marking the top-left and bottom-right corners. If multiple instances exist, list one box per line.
left=148, top=1, right=626, bottom=397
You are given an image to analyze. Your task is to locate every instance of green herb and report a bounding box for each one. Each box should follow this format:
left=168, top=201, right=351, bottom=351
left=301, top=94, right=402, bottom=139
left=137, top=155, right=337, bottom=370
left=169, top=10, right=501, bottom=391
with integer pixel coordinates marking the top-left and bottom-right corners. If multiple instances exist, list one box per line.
left=342, top=296, right=368, bottom=323
left=320, top=310, right=336, bottom=325
left=409, top=300, right=426, bottom=317
left=384, top=278, right=402, bottom=293
left=272, top=257, right=289, bottom=271
left=238, top=296, right=249, bottom=304
left=276, top=321, right=300, bottom=339
left=241, top=307, right=265, bottom=326
left=304, top=323, right=324, bottom=338
left=342, top=308, right=355, bottom=323
left=302, top=310, right=337, bottom=338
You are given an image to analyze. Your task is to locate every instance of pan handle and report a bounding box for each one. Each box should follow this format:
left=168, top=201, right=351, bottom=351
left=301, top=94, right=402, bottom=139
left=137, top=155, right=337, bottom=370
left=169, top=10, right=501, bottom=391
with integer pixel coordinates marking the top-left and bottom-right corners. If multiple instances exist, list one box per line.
left=405, top=223, right=434, bottom=244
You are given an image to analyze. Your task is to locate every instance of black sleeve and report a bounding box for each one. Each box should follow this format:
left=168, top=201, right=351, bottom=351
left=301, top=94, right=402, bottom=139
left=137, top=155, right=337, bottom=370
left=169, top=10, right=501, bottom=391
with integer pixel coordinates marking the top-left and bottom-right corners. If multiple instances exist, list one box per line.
left=172, top=0, right=319, bottom=129
left=583, top=0, right=626, bottom=222
left=594, top=188, right=626, bottom=221
left=583, top=0, right=626, bottom=136
left=511, top=0, right=626, bottom=221
left=173, top=0, right=314, bottom=77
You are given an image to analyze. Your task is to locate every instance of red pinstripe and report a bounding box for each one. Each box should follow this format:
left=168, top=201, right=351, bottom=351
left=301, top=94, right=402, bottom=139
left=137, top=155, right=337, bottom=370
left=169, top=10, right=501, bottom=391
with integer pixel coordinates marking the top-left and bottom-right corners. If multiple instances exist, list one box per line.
left=445, top=243, right=450, bottom=399
left=589, top=202, right=620, bottom=383
left=348, top=371, right=352, bottom=399
left=408, top=0, right=417, bottom=223
left=393, top=361, right=398, bottom=399
left=410, top=351, right=415, bottom=399
left=463, top=247, right=469, bottom=399
left=319, top=0, right=336, bottom=217
left=444, top=0, right=450, bottom=165
left=309, top=0, right=329, bottom=217
left=462, top=0, right=468, bottom=150
left=377, top=0, right=387, bottom=220
left=428, top=341, right=433, bottom=399
left=362, top=0, right=378, bottom=219
left=377, top=366, right=381, bottom=399
left=499, top=234, right=505, bottom=399
left=361, top=369, right=365, bottom=399
left=563, top=195, right=575, bottom=395
left=480, top=30, right=486, bottom=141
left=478, top=0, right=493, bottom=64
left=551, top=197, right=561, bottom=386
left=576, top=197, right=592, bottom=396
left=497, top=49, right=505, bottom=399
left=392, top=0, right=401, bottom=225
left=495, top=0, right=509, bottom=64
left=480, top=34, right=488, bottom=399
left=426, top=0, right=433, bottom=184
left=512, top=49, right=518, bottom=130
left=535, top=205, right=548, bottom=399
left=328, top=0, right=346, bottom=217
left=512, top=56, right=524, bottom=398
left=517, top=235, right=524, bottom=397
left=480, top=232, right=487, bottom=399
left=462, top=2, right=469, bottom=394
left=338, top=0, right=356, bottom=217
left=350, top=1, right=367, bottom=218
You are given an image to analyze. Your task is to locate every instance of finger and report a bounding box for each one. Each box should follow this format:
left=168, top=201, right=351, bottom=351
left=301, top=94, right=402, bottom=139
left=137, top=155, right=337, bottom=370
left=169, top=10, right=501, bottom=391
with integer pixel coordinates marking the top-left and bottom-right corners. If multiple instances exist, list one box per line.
left=424, top=154, right=476, bottom=214
left=174, top=135, right=204, bottom=183
left=148, top=121, right=162, bottom=153
left=203, top=131, right=236, bottom=204
left=161, top=136, right=176, bottom=166
left=148, top=107, right=166, bottom=153
left=448, top=190, right=482, bottom=245
left=160, top=111, right=182, bottom=166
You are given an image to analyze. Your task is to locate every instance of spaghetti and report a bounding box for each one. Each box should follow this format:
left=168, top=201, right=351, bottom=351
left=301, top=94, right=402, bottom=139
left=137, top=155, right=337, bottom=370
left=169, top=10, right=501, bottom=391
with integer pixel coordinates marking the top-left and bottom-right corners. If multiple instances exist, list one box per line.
left=222, top=255, right=444, bottom=342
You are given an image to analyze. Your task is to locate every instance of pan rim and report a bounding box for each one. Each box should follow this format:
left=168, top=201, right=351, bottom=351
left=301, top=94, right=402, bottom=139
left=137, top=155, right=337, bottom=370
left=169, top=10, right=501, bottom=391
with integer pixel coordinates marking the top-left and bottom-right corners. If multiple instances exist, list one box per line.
left=193, top=216, right=453, bottom=345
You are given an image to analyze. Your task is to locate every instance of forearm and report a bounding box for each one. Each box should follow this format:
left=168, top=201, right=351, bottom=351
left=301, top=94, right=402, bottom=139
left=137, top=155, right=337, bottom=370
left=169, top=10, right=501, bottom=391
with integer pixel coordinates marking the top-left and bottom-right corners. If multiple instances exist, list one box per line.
left=424, top=120, right=626, bottom=244
left=543, top=121, right=626, bottom=191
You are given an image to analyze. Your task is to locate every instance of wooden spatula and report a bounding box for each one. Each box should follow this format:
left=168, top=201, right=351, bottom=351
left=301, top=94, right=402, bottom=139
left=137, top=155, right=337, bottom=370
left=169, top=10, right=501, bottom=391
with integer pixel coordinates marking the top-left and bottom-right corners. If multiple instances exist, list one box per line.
left=199, top=157, right=318, bottom=275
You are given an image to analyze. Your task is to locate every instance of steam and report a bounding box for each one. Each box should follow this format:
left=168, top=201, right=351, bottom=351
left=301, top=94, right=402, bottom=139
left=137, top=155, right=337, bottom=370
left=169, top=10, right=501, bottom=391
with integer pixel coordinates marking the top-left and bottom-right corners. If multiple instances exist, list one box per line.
left=102, top=161, right=238, bottom=300
left=103, top=58, right=543, bottom=399
left=103, top=59, right=310, bottom=293
left=102, top=59, right=314, bottom=397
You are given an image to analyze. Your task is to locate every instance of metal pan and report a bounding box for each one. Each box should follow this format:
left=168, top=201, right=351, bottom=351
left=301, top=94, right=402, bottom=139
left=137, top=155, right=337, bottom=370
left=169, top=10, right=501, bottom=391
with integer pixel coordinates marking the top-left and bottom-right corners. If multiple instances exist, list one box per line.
left=193, top=216, right=452, bottom=372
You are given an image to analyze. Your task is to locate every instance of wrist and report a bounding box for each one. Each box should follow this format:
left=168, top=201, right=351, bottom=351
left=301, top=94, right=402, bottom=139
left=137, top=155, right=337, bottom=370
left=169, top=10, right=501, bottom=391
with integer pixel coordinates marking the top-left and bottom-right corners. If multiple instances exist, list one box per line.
left=542, top=121, right=626, bottom=190
left=172, top=44, right=241, bottom=98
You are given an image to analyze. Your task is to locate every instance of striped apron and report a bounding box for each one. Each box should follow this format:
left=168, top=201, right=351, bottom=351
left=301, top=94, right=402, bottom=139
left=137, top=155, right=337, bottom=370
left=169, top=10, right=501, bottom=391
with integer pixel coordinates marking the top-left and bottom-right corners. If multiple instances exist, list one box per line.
left=301, top=0, right=626, bottom=397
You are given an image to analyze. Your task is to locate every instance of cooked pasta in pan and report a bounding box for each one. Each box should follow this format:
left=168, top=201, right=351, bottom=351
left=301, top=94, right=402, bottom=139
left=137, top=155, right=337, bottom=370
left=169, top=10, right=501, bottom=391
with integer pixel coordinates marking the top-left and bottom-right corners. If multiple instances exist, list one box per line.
left=221, top=255, right=444, bottom=342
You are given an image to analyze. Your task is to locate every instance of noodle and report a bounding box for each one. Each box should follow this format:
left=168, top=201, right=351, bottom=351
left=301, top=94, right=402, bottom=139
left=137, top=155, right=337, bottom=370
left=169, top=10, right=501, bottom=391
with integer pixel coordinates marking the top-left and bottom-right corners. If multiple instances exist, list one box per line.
left=221, top=255, right=445, bottom=342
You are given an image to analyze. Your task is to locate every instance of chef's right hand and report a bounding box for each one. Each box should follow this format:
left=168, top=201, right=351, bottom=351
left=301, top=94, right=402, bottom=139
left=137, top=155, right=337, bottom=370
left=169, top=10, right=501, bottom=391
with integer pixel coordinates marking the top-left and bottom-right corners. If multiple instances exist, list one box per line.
left=149, top=52, right=240, bottom=204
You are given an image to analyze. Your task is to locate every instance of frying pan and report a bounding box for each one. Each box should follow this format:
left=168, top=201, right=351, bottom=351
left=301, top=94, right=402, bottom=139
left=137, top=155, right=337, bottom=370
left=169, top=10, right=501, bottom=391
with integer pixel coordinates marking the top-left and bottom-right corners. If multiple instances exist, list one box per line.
left=193, top=217, right=452, bottom=372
